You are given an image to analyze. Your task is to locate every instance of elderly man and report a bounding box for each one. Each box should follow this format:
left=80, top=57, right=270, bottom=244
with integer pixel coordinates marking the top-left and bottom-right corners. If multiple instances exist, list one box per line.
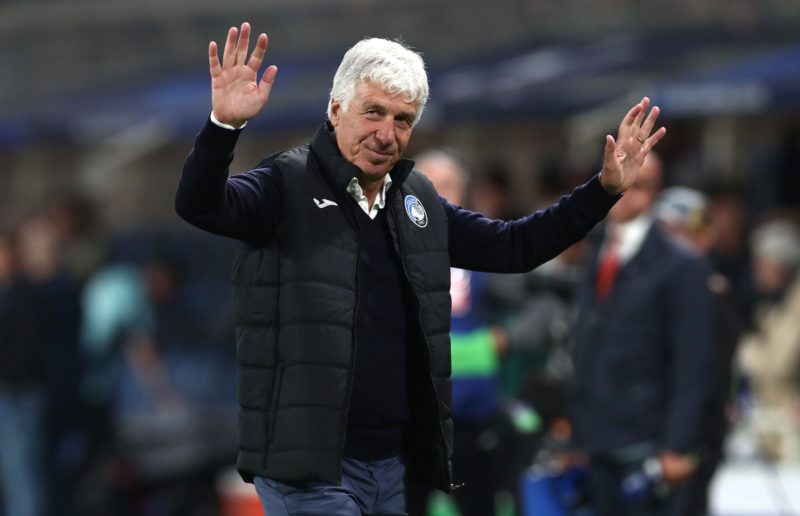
left=175, top=22, right=665, bottom=516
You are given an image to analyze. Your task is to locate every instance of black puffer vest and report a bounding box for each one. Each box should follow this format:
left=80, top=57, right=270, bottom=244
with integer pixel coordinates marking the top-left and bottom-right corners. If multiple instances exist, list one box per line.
left=232, top=123, right=455, bottom=491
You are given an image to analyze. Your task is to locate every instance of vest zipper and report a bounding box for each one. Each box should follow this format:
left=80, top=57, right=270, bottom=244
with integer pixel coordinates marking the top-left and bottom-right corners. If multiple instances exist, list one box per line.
left=386, top=203, right=452, bottom=490
left=336, top=216, right=360, bottom=483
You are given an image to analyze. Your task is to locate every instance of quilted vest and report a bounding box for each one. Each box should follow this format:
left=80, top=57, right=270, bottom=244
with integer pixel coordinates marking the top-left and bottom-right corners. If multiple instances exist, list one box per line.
left=232, top=124, right=455, bottom=491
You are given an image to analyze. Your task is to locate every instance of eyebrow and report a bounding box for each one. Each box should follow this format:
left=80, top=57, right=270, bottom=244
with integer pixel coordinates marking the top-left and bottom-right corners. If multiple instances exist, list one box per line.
left=362, top=102, right=385, bottom=113
left=396, top=112, right=415, bottom=123
left=362, top=101, right=415, bottom=122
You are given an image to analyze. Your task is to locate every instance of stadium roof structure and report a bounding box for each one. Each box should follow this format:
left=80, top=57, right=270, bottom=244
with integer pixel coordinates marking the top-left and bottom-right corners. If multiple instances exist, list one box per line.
left=1, top=28, right=798, bottom=146
left=429, top=28, right=800, bottom=121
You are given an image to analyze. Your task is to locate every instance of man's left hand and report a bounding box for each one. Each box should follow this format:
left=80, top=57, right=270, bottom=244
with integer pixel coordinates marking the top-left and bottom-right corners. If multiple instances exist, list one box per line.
left=600, top=97, right=666, bottom=194
left=658, top=450, right=697, bottom=486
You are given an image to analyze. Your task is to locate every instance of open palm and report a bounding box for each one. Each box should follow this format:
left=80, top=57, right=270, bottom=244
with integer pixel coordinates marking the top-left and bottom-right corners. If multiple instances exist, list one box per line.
left=600, top=97, right=666, bottom=194
left=209, top=22, right=278, bottom=128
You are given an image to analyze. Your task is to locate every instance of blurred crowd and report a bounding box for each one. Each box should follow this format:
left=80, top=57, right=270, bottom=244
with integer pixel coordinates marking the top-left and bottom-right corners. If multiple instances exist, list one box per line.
left=406, top=144, right=800, bottom=516
left=1, top=137, right=800, bottom=516
left=0, top=197, right=239, bottom=516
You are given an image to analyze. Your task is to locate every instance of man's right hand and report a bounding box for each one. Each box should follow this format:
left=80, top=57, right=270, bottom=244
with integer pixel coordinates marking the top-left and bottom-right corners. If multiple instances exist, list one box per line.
left=209, top=22, right=278, bottom=128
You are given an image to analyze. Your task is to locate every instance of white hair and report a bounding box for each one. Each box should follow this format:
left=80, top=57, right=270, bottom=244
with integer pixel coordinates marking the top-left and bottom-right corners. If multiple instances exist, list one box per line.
left=751, top=219, right=800, bottom=267
left=327, top=38, right=429, bottom=126
left=414, top=148, right=470, bottom=185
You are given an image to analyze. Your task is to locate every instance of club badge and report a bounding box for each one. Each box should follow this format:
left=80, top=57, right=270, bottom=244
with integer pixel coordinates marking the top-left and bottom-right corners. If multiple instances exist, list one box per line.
left=404, top=195, right=428, bottom=228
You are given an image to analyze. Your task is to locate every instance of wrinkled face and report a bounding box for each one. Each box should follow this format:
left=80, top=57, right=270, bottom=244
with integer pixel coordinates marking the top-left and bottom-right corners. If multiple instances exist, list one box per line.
left=609, top=154, right=662, bottom=224
left=330, top=82, right=417, bottom=180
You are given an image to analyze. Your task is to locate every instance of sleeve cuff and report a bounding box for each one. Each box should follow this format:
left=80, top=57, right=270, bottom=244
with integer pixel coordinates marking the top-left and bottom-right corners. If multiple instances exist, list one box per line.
left=194, top=116, right=244, bottom=156
left=590, top=173, right=623, bottom=200
left=210, top=111, right=247, bottom=130
left=585, top=173, right=623, bottom=211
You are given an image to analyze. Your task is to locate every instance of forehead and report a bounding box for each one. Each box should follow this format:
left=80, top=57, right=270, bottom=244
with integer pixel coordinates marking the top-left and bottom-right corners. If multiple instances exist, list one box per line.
left=352, top=82, right=417, bottom=112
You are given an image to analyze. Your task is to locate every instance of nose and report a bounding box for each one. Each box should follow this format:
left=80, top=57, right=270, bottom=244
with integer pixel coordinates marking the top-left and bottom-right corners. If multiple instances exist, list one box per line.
left=374, top=120, right=395, bottom=147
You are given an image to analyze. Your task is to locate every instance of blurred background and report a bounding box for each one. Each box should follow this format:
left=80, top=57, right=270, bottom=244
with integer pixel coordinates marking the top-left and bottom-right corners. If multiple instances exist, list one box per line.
left=1, top=0, right=799, bottom=515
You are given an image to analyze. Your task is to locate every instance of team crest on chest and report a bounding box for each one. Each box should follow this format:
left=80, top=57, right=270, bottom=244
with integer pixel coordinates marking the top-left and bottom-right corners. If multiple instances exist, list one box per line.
left=404, top=195, right=428, bottom=228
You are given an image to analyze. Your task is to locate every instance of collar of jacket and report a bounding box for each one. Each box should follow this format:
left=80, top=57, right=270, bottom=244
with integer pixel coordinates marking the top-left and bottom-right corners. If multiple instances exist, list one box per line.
left=309, top=121, right=416, bottom=194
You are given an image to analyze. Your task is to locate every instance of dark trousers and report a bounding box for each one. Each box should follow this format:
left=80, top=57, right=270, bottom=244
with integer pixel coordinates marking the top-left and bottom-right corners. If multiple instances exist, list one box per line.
left=254, top=456, right=406, bottom=516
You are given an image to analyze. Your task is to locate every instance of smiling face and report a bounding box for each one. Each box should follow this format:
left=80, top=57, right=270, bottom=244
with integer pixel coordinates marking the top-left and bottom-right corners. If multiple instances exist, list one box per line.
left=329, top=81, right=418, bottom=182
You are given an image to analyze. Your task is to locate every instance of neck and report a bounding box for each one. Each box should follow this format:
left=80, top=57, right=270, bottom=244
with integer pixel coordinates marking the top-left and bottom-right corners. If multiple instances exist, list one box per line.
left=357, top=174, right=386, bottom=209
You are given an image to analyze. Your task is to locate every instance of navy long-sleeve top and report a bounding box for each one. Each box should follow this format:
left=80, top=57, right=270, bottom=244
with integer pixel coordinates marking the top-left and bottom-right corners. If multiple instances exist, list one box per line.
left=175, top=119, right=621, bottom=272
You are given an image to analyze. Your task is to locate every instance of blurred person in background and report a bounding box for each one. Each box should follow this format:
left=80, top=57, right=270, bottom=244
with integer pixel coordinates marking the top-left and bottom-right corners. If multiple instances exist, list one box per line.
left=486, top=161, right=593, bottom=396
left=79, top=247, right=235, bottom=516
left=470, top=164, right=522, bottom=222
left=174, top=22, right=665, bottom=515
left=570, top=154, right=714, bottom=516
left=751, top=123, right=800, bottom=216
left=16, top=214, right=84, bottom=516
left=79, top=252, right=184, bottom=515
left=706, top=184, right=754, bottom=327
left=413, top=152, right=595, bottom=516
left=80, top=243, right=237, bottom=516
left=0, top=226, right=48, bottom=516
left=408, top=149, right=519, bottom=516
left=738, top=216, right=800, bottom=464
left=654, top=187, right=744, bottom=516
left=80, top=257, right=175, bottom=427
left=45, top=194, right=106, bottom=286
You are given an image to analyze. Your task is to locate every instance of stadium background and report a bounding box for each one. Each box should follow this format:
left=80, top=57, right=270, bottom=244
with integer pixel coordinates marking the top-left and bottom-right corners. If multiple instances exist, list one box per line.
left=1, top=1, right=799, bottom=514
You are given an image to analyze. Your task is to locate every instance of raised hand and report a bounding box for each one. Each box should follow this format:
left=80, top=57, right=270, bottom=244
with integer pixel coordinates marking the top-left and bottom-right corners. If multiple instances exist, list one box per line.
left=600, top=97, right=666, bottom=194
left=209, top=22, right=278, bottom=128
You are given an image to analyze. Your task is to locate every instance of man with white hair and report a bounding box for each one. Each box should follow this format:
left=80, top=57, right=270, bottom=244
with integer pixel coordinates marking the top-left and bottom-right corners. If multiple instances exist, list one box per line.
left=175, top=22, right=665, bottom=515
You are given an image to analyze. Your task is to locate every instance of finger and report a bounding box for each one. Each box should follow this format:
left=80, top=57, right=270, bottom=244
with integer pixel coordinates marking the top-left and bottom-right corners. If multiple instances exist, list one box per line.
left=618, top=102, right=643, bottom=136
left=631, top=97, right=649, bottom=131
left=605, top=134, right=616, bottom=151
left=603, top=134, right=617, bottom=167
left=643, top=126, right=667, bottom=151
left=637, top=127, right=667, bottom=162
left=639, top=105, right=660, bottom=139
left=236, top=22, right=251, bottom=66
left=258, top=65, right=278, bottom=105
left=247, top=33, right=269, bottom=73
left=222, top=26, right=238, bottom=69
left=209, top=41, right=222, bottom=78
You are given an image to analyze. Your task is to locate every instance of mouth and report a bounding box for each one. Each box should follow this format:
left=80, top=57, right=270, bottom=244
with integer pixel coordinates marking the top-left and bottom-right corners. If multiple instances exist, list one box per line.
left=365, top=146, right=394, bottom=161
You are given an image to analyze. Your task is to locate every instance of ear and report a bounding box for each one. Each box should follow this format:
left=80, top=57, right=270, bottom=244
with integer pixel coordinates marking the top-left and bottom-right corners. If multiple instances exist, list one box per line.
left=329, top=100, right=341, bottom=127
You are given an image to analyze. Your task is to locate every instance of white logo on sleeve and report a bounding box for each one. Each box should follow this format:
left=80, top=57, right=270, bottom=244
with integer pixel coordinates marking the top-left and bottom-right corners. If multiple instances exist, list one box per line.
left=313, top=198, right=338, bottom=209
left=404, top=195, right=428, bottom=228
